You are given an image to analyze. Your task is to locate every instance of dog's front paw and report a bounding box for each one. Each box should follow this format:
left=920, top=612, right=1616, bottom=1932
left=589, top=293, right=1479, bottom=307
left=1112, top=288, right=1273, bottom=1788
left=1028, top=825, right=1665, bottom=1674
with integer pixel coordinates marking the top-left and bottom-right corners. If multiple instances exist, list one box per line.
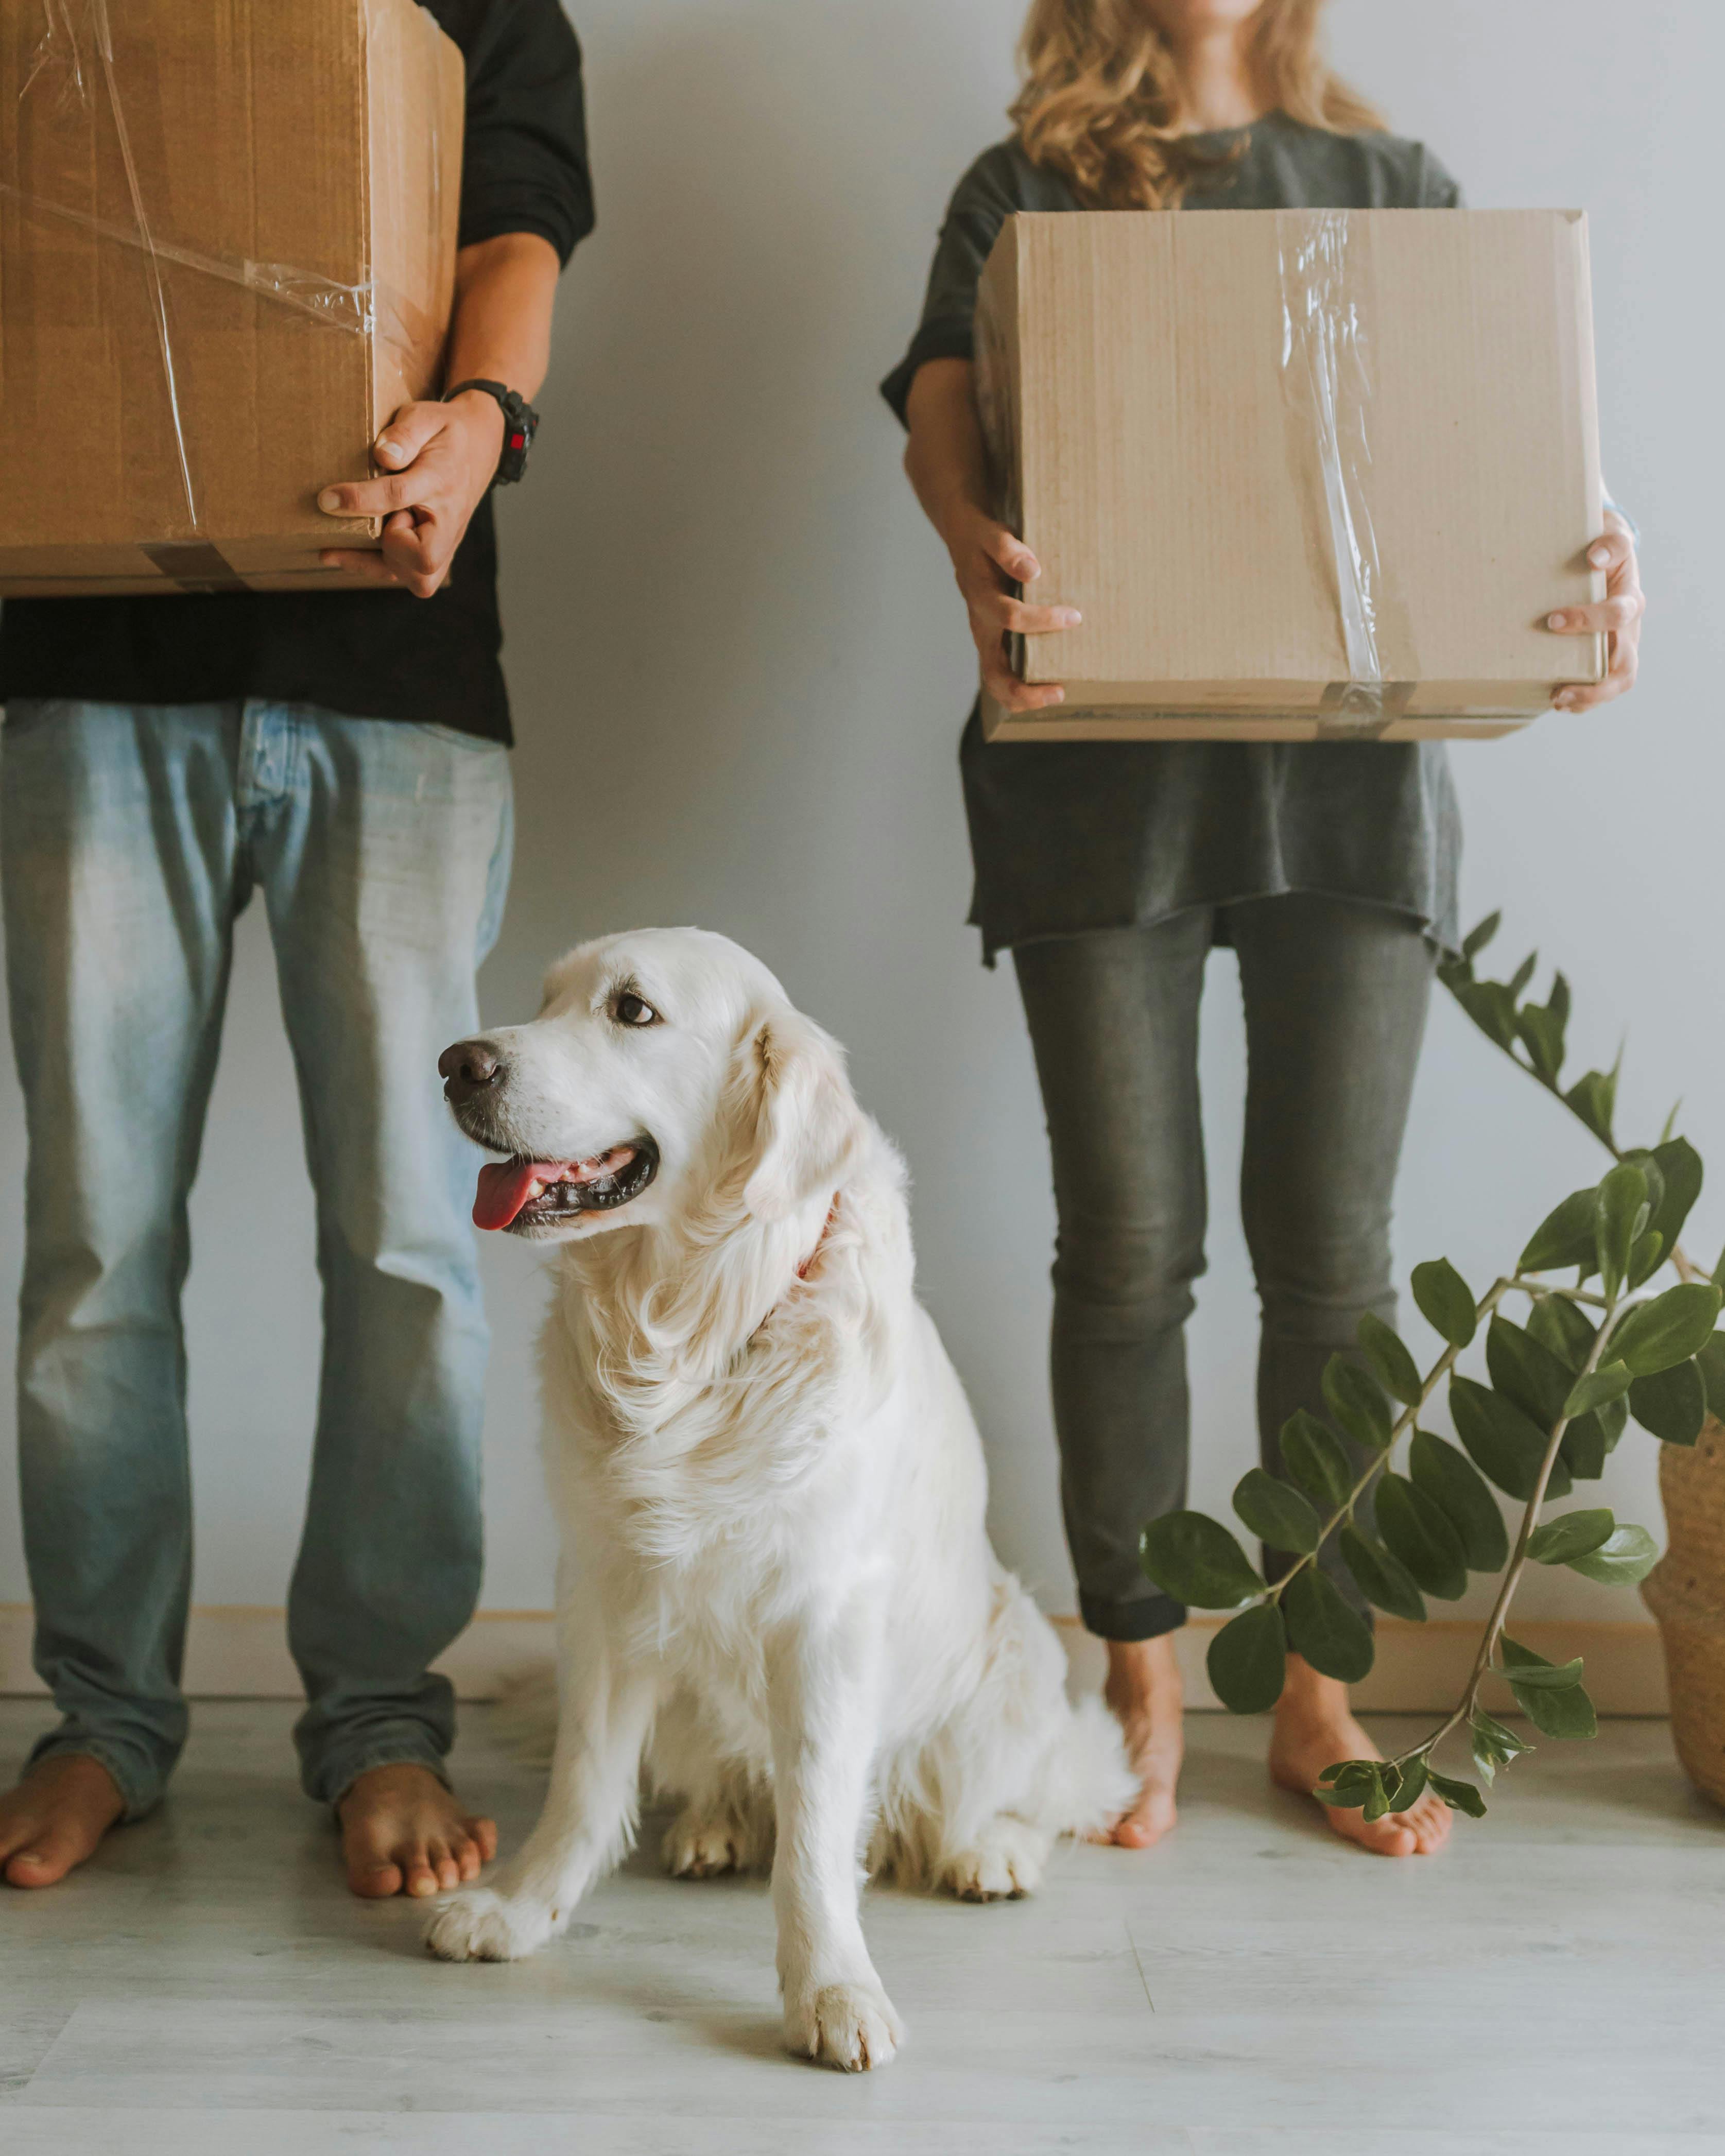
left=424, top=1885, right=558, bottom=1963
left=784, top=1981, right=903, bottom=2072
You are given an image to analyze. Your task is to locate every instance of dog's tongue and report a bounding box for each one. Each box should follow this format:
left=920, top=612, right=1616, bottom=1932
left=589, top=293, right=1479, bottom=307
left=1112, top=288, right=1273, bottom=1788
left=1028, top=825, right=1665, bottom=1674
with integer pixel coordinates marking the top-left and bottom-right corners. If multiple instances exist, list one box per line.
left=474, top=1159, right=553, bottom=1231
left=473, top=1148, right=638, bottom=1231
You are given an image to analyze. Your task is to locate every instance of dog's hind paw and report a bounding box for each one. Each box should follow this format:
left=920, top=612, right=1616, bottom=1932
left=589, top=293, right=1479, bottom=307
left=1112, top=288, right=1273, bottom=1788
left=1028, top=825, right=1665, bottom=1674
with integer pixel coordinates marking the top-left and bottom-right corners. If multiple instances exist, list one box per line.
left=939, top=1816, right=1048, bottom=1902
left=424, top=1885, right=557, bottom=1963
left=662, top=1801, right=768, bottom=1879
left=784, top=1981, right=903, bottom=2072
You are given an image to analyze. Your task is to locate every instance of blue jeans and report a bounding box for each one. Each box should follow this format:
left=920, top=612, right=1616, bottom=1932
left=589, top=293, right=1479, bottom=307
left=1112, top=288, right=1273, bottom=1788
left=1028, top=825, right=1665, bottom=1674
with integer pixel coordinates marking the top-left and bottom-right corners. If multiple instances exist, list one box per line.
left=1, top=701, right=513, bottom=1814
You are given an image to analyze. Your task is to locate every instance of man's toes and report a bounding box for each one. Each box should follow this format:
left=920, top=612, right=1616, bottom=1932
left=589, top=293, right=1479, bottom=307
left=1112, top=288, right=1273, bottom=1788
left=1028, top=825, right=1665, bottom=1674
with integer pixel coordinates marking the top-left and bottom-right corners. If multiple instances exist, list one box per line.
left=6, top=1832, right=77, bottom=1888
left=454, top=1836, right=485, bottom=1882
left=1406, top=1797, right=1452, bottom=1854
left=349, top=1857, right=405, bottom=1899
left=470, top=1816, right=499, bottom=1864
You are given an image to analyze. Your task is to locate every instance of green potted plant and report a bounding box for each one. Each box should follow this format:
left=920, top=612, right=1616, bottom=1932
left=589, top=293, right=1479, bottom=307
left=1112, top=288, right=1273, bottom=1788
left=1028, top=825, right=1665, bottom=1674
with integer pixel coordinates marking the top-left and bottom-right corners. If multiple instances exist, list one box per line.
left=1140, top=915, right=1725, bottom=1821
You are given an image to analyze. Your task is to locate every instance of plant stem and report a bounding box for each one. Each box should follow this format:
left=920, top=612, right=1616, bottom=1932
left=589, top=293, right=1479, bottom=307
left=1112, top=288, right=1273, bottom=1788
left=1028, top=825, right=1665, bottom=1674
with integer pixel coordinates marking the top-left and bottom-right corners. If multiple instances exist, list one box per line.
left=1264, top=1278, right=1514, bottom=1606
left=1404, top=1282, right=1626, bottom=1764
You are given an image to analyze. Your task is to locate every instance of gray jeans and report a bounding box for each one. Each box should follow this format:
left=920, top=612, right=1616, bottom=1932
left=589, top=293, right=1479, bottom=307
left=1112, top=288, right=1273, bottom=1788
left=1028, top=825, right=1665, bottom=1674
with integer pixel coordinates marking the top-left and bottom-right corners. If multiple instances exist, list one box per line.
left=1013, top=893, right=1435, bottom=1642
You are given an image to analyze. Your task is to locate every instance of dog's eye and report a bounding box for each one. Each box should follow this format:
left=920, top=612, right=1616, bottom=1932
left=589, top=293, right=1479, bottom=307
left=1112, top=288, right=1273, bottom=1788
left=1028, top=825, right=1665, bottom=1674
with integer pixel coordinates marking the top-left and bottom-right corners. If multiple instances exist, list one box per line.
left=612, top=990, right=660, bottom=1028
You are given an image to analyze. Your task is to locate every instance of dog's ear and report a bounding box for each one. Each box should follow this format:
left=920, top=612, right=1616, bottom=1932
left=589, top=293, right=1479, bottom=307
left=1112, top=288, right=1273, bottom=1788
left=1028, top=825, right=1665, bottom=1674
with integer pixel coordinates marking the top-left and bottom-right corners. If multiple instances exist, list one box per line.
left=741, top=1009, right=865, bottom=1221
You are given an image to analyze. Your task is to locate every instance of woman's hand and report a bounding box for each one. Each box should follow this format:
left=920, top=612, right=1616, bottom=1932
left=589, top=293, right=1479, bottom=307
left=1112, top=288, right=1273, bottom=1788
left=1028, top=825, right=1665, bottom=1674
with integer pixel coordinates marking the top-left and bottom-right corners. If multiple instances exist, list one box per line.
left=1546, top=510, right=1644, bottom=712
left=315, top=391, right=506, bottom=598
left=903, top=358, right=1080, bottom=711
left=943, top=508, right=1081, bottom=713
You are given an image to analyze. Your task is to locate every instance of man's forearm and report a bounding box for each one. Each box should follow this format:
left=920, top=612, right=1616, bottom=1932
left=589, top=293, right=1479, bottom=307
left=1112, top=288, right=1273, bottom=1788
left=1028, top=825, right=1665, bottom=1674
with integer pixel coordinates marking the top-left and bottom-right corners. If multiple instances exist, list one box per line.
left=442, top=233, right=563, bottom=404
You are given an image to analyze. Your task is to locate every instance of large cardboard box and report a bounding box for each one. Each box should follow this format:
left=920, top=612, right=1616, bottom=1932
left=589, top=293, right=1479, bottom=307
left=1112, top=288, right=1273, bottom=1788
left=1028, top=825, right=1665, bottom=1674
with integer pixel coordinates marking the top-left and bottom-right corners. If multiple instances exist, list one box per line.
left=0, top=0, right=463, bottom=597
left=975, top=209, right=1606, bottom=743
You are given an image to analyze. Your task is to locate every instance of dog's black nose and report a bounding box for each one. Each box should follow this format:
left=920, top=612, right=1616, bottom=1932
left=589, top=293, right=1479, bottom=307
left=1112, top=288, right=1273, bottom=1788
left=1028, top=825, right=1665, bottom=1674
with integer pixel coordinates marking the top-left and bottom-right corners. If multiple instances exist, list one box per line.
left=440, top=1039, right=506, bottom=1105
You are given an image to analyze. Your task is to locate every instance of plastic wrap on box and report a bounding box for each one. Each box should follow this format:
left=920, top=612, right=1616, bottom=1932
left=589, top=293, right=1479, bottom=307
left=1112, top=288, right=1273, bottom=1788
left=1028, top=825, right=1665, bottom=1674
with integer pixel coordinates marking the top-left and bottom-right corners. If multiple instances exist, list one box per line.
left=0, top=0, right=462, bottom=592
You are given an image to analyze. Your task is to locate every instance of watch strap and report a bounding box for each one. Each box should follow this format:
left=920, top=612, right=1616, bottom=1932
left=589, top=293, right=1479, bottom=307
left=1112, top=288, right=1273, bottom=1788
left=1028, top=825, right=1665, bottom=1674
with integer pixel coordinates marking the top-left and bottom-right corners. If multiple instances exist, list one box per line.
left=442, top=378, right=538, bottom=485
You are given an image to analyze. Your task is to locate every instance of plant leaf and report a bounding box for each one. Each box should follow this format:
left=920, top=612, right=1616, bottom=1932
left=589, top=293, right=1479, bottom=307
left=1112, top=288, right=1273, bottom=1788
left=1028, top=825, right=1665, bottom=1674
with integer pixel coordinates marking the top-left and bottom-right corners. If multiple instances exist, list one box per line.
left=1610, top=1283, right=1725, bottom=1377
left=1526, top=1509, right=1615, bottom=1565
left=1374, top=1474, right=1469, bottom=1600
left=1507, top=950, right=1538, bottom=1000
left=1499, top=1636, right=1584, bottom=1688
left=1696, top=1333, right=1725, bottom=1420
left=1314, top=1758, right=1376, bottom=1809
left=1279, top=1410, right=1354, bottom=1513
left=1594, top=1163, right=1648, bottom=1301
left=1511, top=1676, right=1599, bottom=1739
left=1519, top=1188, right=1598, bottom=1275
left=1338, top=1526, right=1426, bottom=1623
left=1453, top=980, right=1520, bottom=1051
left=1461, top=911, right=1502, bottom=960
left=1627, top=1231, right=1667, bottom=1291
left=1321, top=1356, right=1393, bottom=1452
left=1231, top=1469, right=1322, bottom=1557
left=1563, top=1362, right=1633, bottom=1420
left=1357, top=1312, right=1424, bottom=1407
left=1409, top=1431, right=1510, bottom=1569
left=1647, top=1137, right=1704, bottom=1252
left=1427, top=1770, right=1487, bottom=1819
left=1527, top=1295, right=1597, bottom=1372
left=1205, top=1602, right=1288, bottom=1714
left=1386, top=1754, right=1429, bottom=1810
left=1627, top=1360, right=1707, bottom=1447
left=1450, top=1377, right=1573, bottom=1503
left=1566, top=1066, right=1620, bottom=1151
left=1470, top=1709, right=1534, bottom=1784
left=1410, top=1258, right=1478, bottom=1349
left=1281, top=1567, right=1375, bottom=1684
left=1566, top=1523, right=1660, bottom=1586
left=1488, top=1316, right=1574, bottom=1429
left=1140, top=1512, right=1265, bottom=1609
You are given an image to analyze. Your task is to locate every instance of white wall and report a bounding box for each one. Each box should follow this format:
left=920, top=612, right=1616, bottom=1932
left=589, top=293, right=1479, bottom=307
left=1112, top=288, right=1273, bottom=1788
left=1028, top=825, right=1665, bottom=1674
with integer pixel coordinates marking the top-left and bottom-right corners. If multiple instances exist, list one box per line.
left=1, top=0, right=1720, bottom=1634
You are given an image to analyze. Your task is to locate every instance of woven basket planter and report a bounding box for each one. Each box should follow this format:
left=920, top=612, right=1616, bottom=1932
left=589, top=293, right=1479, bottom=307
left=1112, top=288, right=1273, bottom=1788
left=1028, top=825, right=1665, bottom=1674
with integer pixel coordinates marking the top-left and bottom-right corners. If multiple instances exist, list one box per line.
left=1644, top=1415, right=1725, bottom=1809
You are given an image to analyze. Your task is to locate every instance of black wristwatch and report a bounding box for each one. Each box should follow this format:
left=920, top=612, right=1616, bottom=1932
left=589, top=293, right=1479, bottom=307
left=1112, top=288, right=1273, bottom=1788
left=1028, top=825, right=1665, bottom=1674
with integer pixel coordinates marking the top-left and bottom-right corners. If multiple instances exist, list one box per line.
left=443, top=379, right=539, bottom=485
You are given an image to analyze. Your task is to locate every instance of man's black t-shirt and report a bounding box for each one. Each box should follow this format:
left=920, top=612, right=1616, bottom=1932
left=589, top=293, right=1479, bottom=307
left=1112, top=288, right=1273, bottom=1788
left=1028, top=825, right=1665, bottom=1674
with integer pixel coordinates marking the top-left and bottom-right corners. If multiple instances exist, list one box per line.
left=0, top=0, right=594, bottom=745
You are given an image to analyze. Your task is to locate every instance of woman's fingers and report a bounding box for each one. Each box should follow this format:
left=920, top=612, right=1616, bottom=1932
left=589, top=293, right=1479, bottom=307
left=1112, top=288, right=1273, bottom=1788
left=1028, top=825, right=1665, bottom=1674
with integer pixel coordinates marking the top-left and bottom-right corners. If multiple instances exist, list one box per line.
left=1586, top=525, right=1634, bottom=577
left=1545, top=593, right=1644, bottom=635
left=969, top=584, right=1082, bottom=636
left=976, top=522, right=1042, bottom=584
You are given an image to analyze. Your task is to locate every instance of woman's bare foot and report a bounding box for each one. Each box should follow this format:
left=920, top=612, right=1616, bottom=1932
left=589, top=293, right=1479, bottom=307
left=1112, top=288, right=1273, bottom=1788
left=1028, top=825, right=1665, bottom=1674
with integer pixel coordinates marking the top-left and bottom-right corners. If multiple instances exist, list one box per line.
left=1269, top=1652, right=1451, bottom=1858
left=337, top=1763, right=498, bottom=1899
left=0, top=1753, right=126, bottom=1888
left=1101, top=1634, right=1185, bottom=1848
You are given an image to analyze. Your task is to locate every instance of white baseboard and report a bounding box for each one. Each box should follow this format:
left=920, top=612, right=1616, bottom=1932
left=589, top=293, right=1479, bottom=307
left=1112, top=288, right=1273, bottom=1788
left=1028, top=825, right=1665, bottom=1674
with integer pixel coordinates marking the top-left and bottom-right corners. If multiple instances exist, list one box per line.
left=0, top=1602, right=1669, bottom=1715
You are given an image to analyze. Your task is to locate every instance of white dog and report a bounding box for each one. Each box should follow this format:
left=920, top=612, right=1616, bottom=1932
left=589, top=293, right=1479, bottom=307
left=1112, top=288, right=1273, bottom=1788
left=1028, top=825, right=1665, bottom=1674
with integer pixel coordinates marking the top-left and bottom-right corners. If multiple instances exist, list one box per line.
left=424, top=929, right=1133, bottom=2070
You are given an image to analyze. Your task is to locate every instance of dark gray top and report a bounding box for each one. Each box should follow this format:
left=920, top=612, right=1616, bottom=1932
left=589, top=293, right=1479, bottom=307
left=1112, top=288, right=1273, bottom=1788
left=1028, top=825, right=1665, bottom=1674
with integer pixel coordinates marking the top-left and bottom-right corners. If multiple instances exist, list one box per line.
left=882, top=112, right=1467, bottom=964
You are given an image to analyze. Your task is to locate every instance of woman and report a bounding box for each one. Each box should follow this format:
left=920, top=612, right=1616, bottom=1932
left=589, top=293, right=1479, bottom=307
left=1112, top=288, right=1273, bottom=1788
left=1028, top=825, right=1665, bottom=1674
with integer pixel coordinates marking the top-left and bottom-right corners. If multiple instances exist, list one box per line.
left=884, top=0, right=1643, bottom=1857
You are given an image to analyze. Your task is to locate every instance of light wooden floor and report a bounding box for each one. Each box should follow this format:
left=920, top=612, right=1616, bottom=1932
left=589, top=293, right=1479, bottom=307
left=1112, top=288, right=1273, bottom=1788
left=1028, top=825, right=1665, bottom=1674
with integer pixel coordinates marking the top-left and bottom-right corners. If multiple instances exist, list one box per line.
left=0, top=1700, right=1718, bottom=2154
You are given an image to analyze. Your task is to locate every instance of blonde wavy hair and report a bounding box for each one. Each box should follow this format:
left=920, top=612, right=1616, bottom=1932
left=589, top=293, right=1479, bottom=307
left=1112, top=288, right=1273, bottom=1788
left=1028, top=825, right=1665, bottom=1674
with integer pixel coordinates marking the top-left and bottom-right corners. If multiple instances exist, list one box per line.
left=1012, top=0, right=1384, bottom=211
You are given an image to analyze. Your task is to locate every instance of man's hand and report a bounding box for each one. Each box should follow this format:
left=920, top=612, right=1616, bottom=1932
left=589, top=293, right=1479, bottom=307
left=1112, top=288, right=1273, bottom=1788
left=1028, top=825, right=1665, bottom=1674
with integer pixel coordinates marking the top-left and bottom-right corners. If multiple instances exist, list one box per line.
left=317, top=389, right=506, bottom=597
left=1546, top=511, right=1644, bottom=712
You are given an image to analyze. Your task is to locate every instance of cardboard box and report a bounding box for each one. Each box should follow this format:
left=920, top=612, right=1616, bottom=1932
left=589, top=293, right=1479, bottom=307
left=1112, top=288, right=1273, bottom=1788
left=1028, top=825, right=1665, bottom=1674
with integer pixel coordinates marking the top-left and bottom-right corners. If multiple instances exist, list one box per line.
left=975, top=209, right=1606, bottom=743
left=0, top=0, right=463, bottom=597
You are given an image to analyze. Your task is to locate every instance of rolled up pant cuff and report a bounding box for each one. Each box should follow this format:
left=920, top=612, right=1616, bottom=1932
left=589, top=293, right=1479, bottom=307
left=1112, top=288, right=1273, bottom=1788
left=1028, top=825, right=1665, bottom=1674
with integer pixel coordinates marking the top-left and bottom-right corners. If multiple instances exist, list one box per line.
left=27, top=1727, right=168, bottom=1825
left=309, top=1730, right=454, bottom=1812
left=1078, top=1589, right=1187, bottom=1643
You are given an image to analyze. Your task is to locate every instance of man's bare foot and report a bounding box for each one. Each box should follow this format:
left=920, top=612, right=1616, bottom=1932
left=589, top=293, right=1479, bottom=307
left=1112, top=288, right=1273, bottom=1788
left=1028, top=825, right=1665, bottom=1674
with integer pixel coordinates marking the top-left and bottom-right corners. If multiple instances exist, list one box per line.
left=1269, top=1652, right=1451, bottom=1858
left=0, top=1753, right=126, bottom=1888
left=1100, top=1634, right=1184, bottom=1848
left=337, top=1763, right=498, bottom=1899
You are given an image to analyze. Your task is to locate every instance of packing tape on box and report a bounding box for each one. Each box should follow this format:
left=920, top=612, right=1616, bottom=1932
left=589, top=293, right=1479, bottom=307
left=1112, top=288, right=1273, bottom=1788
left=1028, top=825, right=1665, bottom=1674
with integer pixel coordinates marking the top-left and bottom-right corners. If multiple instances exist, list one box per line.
left=8, top=0, right=444, bottom=533
left=1276, top=210, right=1398, bottom=732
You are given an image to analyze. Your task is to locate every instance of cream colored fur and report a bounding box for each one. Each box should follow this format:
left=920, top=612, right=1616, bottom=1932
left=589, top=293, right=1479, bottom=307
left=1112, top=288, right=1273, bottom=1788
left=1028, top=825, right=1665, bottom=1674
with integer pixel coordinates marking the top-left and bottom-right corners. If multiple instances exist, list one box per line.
left=424, top=929, right=1134, bottom=2070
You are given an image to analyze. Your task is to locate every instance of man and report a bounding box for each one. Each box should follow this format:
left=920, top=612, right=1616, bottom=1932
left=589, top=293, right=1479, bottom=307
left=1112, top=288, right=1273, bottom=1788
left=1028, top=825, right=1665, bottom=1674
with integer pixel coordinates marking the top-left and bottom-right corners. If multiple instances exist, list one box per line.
left=0, top=0, right=592, bottom=1895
